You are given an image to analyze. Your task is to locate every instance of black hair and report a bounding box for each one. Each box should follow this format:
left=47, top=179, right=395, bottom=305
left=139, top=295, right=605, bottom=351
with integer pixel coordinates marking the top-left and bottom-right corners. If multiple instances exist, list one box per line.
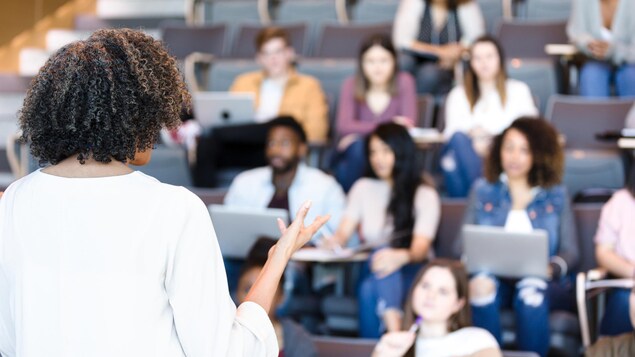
left=19, top=28, right=189, bottom=165
left=365, top=123, right=423, bottom=248
left=267, top=116, right=307, bottom=143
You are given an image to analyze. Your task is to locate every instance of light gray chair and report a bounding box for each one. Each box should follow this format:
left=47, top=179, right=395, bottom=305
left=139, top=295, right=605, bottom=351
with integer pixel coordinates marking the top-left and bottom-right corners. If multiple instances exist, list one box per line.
left=351, top=0, right=399, bottom=25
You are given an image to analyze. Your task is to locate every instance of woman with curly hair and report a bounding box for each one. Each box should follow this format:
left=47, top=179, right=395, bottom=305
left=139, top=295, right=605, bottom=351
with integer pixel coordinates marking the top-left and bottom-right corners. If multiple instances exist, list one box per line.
left=454, top=118, right=579, bottom=357
left=0, top=29, right=327, bottom=357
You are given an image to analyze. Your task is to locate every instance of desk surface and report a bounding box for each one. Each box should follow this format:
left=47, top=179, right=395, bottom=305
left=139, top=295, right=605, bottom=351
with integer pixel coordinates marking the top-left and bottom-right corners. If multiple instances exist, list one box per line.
left=292, top=247, right=369, bottom=263
left=618, top=138, right=635, bottom=149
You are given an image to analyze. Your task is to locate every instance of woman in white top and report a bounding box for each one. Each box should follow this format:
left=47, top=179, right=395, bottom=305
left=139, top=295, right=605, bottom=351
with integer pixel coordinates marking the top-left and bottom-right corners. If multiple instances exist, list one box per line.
left=0, top=29, right=327, bottom=357
left=567, top=0, right=635, bottom=97
left=393, top=0, right=484, bottom=95
left=441, top=36, right=537, bottom=197
left=327, top=123, right=441, bottom=338
left=372, top=259, right=500, bottom=357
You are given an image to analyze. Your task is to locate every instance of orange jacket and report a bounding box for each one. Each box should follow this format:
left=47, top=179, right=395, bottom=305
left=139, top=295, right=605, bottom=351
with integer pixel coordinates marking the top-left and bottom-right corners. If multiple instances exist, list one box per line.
left=230, top=70, right=329, bottom=142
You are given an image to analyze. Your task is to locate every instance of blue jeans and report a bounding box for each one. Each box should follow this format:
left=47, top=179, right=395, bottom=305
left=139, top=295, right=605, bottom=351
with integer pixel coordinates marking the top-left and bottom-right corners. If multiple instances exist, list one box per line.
left=357, top=256, right=421, bottom=338
left=471, top=277, right=555, bottom=357
left=579, top=61, right=635, bottom=97
left=441, top=132, right=483, bottom=198
left=333, top=137, right=367, bottom=193
left=600, top=288, right=633, bottom=336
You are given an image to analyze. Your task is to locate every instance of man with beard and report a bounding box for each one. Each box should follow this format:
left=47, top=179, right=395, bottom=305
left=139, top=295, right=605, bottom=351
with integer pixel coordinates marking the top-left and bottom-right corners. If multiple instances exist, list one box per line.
left=225, top=116, right=344, bottom=236
left=223, top=117, right=346, bottom=311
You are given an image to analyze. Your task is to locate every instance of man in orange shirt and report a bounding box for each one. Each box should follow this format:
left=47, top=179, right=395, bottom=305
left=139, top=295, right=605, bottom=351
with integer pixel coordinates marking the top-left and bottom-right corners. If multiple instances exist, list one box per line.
left=194, top=27, right=328, bottom=187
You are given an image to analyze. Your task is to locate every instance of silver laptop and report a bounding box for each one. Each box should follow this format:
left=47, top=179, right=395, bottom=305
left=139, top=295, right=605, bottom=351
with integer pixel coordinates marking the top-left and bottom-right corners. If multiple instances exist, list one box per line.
left=209, top=205, right=289, bottom=259
left=193, top=92, right=255, bottom=128
left=462, top=224, right=549, bottom=279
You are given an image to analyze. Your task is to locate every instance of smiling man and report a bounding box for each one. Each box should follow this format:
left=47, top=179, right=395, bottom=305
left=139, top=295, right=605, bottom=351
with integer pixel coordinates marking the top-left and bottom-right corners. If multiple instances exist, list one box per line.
left=224, top=116, right=344, bottom=237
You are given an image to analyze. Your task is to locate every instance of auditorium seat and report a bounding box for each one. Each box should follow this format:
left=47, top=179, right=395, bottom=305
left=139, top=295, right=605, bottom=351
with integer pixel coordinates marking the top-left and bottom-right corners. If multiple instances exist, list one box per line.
left=205, top=59, right=260, bottom=91
left=546, top=95, right=635, bottom=151
left=417, top=94, right=435, bottom=128
left=202, top=0, right=263, bottom=52
left=522, top=0, right=572, bottom=21
left=573, top=203, right=603, bottom=273
left=161, top=24, right=228, bottom=59
left=496, top=20, right=568, bottom=60
left=296, top=58, right=356, bottom=116
left=507, top=59, right=557, bottom=114
left=350, top=0, right=399, bottom=25
left=476, top=0, right=505, bottom=34
left=313, top=23, right=392, bottom=59
left=74, top=14, right=183, bottom=31
left=546, top=96, right=634, bottom=201
left=231, top=23, right=308, bottom=58
left=312, top=336, right=377, bottom=357
left=274, top=0, right=341, bottom=55
left=130, top=145, right=192, bottom=187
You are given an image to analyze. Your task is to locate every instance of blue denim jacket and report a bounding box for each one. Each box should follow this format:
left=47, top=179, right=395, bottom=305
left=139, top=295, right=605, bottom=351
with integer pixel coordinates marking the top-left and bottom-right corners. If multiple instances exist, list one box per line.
left=457, top=178, right=579, bottom=272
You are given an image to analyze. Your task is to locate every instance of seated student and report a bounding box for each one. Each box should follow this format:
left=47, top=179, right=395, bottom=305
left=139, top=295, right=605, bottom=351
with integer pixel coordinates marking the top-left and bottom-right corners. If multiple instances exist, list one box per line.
left=393, top=0, right=484, bottom=95
left=194, top=27, right=328, bottom=187
left=224, top=116, right=346, bottom=293
left=455, top=118, right=579, bottom=357
left=326, top=123, right=441, bottom=338
left=567, top=0, right=635, bottom=98
left=585, top=285, right=635, bottom=357
left=441, top=36, right=538, bottom=197
left=333, top=33, right=417, bottom=192
left=225, top=116, right=345, bottom=238
left=237, top=238, right=318, bottom=357
left=595, top=166, right=635, bottom=336
left=372, top=259, right=500, bottom=357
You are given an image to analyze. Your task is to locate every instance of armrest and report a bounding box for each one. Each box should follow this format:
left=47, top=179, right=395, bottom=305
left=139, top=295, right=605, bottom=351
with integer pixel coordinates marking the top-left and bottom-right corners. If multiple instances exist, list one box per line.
left=587, top=268, right=608, bottom=281
left=184, top=52, right=215, bottom=92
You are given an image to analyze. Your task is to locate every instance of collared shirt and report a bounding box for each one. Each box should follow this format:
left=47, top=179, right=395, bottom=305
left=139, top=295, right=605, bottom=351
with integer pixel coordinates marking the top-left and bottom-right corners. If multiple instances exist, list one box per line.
left=224, top=164, right=346, bottom=239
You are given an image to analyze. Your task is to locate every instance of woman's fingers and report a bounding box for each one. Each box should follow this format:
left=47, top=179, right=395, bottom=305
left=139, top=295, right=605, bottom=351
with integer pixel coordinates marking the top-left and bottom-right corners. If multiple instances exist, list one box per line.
left=276, top=218, right=287, bottom=235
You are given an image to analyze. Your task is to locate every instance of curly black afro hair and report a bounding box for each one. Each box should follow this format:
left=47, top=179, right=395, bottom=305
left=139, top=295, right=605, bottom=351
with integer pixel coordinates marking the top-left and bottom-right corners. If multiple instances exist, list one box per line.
left=19, top=28, right=190, bottom=165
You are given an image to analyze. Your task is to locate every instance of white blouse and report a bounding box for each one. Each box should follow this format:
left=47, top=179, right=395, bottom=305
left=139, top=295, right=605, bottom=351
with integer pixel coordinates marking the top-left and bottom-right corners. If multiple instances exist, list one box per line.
left=415, top=327, right=499, bottom=356
left=0, top=170, right=277, bottom=357
left=443, top=79, right=538, bottom=139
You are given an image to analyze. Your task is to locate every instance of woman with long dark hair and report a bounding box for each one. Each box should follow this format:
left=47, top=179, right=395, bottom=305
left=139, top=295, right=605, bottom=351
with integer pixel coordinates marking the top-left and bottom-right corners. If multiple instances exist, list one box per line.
left=328, top=123, right=440, bottom=338
left=334, top=33, right=417, bottom=192
left=372, top=259, right=500, bottom=357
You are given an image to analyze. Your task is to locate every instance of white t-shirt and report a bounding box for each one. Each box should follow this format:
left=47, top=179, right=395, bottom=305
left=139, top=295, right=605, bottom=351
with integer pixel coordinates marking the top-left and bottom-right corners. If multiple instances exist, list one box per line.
left=255, top=78, right=286, bottom=123
left=344, top=178, right=440, bottom=245
left=0, top=170, right=277, bottom=357
left=415, top=327, right=499, bottom=357
left=443, top=79, right=538, bottom=139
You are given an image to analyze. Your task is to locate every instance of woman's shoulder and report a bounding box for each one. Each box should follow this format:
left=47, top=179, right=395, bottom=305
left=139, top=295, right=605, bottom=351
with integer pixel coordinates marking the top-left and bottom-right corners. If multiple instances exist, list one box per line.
left=446, top=84, right=468, bottom=103
left=415, top=183, right=440, bottom=200
left=605, top=189, right=635, bottom=208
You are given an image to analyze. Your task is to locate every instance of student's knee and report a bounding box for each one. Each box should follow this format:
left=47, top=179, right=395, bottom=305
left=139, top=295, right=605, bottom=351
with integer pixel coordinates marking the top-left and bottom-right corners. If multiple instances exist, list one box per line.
left=516, top=278, right=547, bottom=309
left=470, top=275, right=497, bottom=304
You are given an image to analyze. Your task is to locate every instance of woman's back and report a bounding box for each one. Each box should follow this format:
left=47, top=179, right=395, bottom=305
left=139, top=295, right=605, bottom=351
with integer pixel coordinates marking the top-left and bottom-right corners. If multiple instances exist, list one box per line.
left=0, top=170, right=238, bottom=356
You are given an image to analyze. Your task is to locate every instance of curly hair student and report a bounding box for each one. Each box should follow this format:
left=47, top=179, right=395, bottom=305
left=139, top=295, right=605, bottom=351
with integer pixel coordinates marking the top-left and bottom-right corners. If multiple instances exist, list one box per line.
left=0, top=28, right=327, bottom=357
left=454, top=117, right=579, bottom=357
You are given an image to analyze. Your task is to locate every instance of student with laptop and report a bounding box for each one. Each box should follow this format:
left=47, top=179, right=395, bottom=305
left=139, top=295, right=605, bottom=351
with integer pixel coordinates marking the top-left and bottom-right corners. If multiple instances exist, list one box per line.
left=454, top=118, right=579, bottom=357
left=224, top=117, right=346, bottom=295
left=194, top=27, right=328, bottom=187
left=325, top=123, right=441, bottom=338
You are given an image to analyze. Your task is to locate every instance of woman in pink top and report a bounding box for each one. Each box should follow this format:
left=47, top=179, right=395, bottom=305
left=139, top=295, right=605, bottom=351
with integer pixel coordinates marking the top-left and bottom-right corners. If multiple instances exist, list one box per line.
left=332, top=34, right=418, bottom=191
left=595, top=166, right=635, bottom=336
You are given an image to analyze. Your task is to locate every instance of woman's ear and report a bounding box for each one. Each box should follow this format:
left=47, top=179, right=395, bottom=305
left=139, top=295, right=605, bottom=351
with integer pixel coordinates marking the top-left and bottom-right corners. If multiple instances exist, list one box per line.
left=453, top=297, right=466, bottom=314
